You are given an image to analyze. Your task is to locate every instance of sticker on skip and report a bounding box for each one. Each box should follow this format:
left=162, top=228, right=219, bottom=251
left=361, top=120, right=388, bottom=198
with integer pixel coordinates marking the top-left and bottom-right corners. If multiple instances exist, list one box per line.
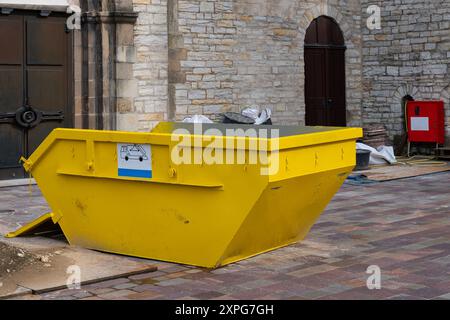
left=117, top=144, right=152, bottom=178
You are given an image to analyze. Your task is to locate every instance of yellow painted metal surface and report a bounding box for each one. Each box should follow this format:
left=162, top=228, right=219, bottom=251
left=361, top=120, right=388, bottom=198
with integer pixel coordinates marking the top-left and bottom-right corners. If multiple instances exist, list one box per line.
left=5, top=212, right=55, bottom=238
left=8, top=123, right=362, bottom=268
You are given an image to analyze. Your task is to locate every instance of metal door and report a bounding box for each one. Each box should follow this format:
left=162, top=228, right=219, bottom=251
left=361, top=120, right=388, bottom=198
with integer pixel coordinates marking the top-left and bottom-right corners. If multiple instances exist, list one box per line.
left=0, top=10, right=72, bottom=179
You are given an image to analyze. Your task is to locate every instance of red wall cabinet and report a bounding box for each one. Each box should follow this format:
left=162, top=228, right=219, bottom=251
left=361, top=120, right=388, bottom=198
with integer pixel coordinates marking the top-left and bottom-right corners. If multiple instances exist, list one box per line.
left=406, top=100, right=445, bottom=144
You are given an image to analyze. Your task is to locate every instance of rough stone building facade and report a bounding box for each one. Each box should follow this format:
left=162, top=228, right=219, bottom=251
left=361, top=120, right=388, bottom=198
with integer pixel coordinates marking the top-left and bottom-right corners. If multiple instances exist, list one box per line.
left=129, top=0, right=364, bottom=130
left=361, top=0, right=450, bottom=143
left=1, top=0, right=449, bottom=144
left=126, top=0, right=450, bottom=143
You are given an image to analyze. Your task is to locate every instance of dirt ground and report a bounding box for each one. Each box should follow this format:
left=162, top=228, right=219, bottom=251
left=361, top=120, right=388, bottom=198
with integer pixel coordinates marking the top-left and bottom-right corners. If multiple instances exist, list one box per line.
left=0, top=242, right=36, bottom=279
left=0, top=241, right=67, bottom=296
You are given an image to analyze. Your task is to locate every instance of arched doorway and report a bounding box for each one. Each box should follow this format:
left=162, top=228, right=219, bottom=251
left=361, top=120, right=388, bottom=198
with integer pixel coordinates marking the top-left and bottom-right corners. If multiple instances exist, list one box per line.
left=304, top=16, right=346, bottom=126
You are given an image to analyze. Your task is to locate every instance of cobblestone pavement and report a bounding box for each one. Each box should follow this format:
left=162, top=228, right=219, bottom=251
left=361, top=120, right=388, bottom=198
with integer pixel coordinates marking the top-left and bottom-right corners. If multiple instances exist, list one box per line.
left=2, top=173, right=450, bottom=300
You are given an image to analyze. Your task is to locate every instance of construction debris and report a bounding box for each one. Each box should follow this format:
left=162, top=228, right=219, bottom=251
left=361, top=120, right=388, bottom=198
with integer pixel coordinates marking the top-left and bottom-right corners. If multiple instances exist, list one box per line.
left=357, top=142, right=397, bottom=165
left=181, top=115, right=213, bottom=124
left=363, top=125, right=389, bottom=148
left=0, top=243, right=35, bottom=278
left=38, top=254, right=53, bottom=263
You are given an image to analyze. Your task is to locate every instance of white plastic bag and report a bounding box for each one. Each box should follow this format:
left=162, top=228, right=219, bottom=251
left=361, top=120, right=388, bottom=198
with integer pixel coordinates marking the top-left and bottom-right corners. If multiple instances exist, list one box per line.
left=356, top=142, right=397, bottom=165
left=241, top=108, right=260, bottom=121
left=241, top=107, right=272, bottom=125
left=182, top=115, right=213, bottom=124
left=255, top=108, right=272, bottom=125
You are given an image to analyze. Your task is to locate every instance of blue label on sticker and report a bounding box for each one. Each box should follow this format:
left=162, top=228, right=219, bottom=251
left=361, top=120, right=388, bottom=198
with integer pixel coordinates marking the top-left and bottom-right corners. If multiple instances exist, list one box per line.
left=118, top=168, right=152, bottom=179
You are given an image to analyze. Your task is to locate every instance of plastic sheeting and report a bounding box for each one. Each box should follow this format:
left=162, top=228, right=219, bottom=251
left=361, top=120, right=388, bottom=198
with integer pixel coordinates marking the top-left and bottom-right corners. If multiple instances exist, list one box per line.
left=182, top=115, right=214, bottom=124
left=241, top=108, right=272, bottom=125
left=356, top=142, right=397, bottom=165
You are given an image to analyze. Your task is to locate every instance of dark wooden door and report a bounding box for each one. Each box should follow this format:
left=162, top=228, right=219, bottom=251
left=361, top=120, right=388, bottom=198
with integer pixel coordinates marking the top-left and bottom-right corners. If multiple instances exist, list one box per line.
left=305, top=16, right=346, bottom=127
left=0, top=11, right=72, bottom=179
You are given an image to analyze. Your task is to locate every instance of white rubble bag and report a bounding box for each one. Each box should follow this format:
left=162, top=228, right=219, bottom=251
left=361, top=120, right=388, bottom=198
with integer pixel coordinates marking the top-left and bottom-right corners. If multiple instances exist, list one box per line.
left=241, top=107, right=272, bottom=125
left=182, top=115, right=213, bottom=124
left=241, top=108, right=260, bottom=121
left=356, top=142, right=397, bottom=165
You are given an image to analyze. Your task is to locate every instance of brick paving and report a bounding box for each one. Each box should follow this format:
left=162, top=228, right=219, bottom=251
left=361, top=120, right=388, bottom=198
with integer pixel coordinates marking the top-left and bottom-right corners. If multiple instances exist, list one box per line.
left=2, top=172, right=450, bottom=300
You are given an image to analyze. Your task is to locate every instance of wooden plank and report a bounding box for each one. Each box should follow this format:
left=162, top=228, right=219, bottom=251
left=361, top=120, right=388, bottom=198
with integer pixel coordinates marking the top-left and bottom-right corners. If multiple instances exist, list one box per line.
left=357, top=164, right=450, bottom=181
left=0, top=245, right=157, bottom=298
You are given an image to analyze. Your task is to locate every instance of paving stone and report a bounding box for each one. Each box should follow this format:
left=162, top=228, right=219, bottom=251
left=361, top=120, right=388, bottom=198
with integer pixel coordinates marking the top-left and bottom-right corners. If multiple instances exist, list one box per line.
left=113, top=282, right=138, bottom=290
left=96, top=289, right=135, bottom=299
left=125, top=291, right=163, bottom=300
left=87, top=287, right=116, bottom=295
left=131, top=284, right=160, bottom=293
left=88, top=277, right=130, bottom=288
left=128, top=271, right=166, bottom=280
left=4, top=173, right=450, bottom=300
left=191, top=291, right=225, bottom=300
left=72, top=291, right=93, bottom=299
left=156, top=278, right=192, bottom=287
left=435, top=293, right=450, bottom=300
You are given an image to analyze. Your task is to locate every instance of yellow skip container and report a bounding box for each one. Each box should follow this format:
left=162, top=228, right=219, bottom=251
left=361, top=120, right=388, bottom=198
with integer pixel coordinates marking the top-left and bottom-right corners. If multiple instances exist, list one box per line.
left=7, top=123, right=362, bottom=268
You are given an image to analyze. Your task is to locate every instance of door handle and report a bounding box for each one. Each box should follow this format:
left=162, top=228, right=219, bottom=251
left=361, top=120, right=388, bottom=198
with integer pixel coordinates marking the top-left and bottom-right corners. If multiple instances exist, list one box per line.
left=1, top=105, right=65, bottom=128
left=14, top=105, right=42, bottom=128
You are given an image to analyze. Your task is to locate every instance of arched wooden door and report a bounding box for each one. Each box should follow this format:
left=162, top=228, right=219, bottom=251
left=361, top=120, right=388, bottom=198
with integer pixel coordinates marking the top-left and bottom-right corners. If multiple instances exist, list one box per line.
left=304, top=16, right=346, bottom=126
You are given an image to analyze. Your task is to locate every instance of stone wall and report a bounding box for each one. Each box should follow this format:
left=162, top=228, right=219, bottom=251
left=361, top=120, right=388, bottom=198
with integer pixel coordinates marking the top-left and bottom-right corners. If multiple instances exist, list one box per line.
left=72, top=0, right=138, bottom=130
left=361, top=0, right=450, bottom=142
left=119, top=0, right=169, bottom=131
left=129, top=0, right=363, bottom=130
left=231, top=0, right=362, bottom=126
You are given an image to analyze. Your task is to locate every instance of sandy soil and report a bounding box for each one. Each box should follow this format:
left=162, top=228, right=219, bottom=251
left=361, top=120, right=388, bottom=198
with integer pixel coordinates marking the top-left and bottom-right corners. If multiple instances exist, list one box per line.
left=0, top=242, right=37, bottom=278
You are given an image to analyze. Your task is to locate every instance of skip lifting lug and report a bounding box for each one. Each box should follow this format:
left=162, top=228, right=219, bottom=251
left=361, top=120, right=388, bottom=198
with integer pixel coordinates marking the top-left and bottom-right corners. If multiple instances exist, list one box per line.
left=19, top=156, right=34, bottom=172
